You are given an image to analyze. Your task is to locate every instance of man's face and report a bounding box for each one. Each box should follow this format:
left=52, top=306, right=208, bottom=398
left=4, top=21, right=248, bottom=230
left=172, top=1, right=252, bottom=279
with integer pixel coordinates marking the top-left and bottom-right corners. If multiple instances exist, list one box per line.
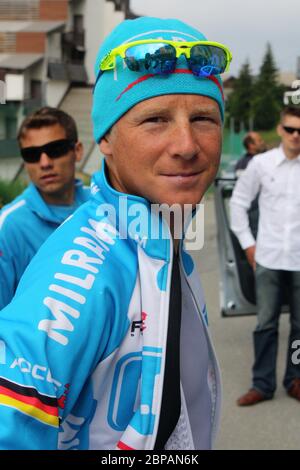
left=20, top=124, right=83, bottom=204
left=277, top=115, right=300, bottom=158
left=100, top=94, right=222, bottom=207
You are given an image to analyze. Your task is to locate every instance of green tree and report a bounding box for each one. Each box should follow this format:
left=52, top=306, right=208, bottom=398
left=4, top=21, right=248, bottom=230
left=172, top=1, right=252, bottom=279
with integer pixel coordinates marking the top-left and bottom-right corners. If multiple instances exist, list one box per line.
left=252, top=43, right=284, bottom=130
left=0, top=180, right=27, bottom=208
left=227, top=60, right=253, bottom=131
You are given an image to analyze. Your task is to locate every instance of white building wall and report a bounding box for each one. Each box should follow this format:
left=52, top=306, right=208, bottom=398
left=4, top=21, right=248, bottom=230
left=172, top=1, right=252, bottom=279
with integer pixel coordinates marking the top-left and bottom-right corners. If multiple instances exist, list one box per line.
left=44, top=30, right=69, bottom=107
left=84, top=0, right=125, bottom=84
left=23, top=69, right=31, bottom=99
left=46, top=80, right=69, bottom=107
left=102, top=2, right=125, bottom=37
left=70, top=0, right=85, bottom=20
left=29, top=61, right=44, bottom=81
left=47, top=32, right=62, bottom=61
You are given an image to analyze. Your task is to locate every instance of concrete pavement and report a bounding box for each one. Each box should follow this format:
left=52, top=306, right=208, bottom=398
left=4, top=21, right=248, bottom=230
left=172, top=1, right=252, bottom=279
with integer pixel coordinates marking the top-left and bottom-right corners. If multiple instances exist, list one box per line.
left=194, top=195, right=300, bottom=450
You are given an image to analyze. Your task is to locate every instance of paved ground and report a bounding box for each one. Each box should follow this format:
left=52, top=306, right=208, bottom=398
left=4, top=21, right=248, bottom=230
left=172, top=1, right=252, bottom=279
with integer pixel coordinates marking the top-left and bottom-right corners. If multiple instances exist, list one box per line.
left=194, top=195, right=300, bottom=450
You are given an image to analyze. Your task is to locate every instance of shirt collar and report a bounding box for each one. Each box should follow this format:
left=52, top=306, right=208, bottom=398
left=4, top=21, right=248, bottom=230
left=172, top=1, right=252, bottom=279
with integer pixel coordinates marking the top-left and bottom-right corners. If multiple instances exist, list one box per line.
left=275, top=145, right=288, bottom=166
left=25, top=179, right=87, bottom=223
left=275, top=145, right=300, bottom=166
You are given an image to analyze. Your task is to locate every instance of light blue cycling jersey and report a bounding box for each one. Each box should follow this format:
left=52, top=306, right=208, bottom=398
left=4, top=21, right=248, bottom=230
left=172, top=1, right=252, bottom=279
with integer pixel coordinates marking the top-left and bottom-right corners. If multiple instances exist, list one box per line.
left=0, top=180, right=90, bottom=309
left=0, top=162, right=221, bottom=450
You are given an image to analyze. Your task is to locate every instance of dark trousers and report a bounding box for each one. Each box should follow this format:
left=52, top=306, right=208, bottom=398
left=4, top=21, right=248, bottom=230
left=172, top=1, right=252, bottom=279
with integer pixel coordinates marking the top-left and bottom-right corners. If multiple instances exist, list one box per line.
left=252, top=264, right=300, bottom=397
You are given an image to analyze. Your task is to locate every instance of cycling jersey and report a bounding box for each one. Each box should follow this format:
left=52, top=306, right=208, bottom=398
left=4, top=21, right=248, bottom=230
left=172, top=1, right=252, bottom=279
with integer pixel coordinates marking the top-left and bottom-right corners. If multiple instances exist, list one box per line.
left=0, top=162, right=221, bottom=450
left=0, top=180, right=90, bottom=309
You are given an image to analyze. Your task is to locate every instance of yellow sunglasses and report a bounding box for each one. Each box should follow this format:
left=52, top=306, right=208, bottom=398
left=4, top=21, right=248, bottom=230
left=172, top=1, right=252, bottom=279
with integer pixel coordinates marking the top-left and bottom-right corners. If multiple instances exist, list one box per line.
left=100, top=39, right=232, bottom=77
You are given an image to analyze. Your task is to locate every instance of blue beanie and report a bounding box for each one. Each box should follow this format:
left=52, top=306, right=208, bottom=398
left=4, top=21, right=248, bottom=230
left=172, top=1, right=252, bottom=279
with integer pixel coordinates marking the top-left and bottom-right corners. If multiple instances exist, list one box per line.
left=92, top=17, right=225, bottom=143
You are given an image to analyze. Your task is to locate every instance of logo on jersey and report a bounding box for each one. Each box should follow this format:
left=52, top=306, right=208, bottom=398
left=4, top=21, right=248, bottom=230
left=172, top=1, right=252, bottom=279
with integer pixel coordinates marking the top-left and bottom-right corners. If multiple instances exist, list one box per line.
left=58, top=383, right=70, bottom=409
left=131, top=312, right=147, bottom=336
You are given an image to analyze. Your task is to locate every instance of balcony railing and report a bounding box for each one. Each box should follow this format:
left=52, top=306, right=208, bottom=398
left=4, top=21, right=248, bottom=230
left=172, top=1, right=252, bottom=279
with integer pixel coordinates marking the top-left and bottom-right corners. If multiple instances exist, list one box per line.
left=62, top=31, right=85, bottom=49
left=48, top=60, right=87, bottom=83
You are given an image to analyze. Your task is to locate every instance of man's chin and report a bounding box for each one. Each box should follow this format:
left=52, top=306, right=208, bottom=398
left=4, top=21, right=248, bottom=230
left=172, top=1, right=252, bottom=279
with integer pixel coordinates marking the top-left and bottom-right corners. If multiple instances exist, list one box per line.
left=161, top=189, right=206, bottom=207
left=38, top=182, right=64, bottom=196
left=39, top=184, right=58, bottom=192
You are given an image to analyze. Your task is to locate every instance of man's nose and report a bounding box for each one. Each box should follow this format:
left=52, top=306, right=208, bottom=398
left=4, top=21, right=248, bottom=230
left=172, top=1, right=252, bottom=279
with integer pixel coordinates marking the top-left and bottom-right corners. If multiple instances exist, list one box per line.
left=170, top=124, right=199, bottom=160
left=39, top=152, right=53, bottom=168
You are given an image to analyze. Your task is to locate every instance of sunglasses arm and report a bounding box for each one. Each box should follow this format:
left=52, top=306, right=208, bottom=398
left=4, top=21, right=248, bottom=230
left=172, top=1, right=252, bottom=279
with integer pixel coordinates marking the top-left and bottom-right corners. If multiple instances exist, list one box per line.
left=100, top=51, right=116, bottom=71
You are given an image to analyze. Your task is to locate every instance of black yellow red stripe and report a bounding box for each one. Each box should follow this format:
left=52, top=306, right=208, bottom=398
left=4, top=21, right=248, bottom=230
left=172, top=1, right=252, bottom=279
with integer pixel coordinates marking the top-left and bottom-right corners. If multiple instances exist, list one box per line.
left=0, top=377, right=59, bottom=427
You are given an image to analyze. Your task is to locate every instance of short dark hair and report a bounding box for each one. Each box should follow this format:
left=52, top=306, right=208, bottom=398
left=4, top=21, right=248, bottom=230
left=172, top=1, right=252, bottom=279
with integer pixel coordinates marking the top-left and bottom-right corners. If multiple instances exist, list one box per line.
left=280, top=106, right=300, bottom=122
left=17, top=107, right=78, bottom=144
left=243, top=133, right=255, bottom=150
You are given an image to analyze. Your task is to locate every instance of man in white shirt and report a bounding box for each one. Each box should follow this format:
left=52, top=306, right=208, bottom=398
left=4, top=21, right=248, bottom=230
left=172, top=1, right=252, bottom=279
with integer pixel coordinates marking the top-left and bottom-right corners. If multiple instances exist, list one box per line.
left=230, top=106, right=300, bottom=405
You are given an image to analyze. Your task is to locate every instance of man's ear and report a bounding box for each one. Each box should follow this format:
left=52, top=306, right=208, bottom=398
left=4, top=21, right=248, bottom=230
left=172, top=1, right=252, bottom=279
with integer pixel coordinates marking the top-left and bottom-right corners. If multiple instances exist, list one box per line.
left=74, top=141, right=84, bottom=163
left=99, top=133, right=113, bottom=157
left=276, top=123, right=283, bottom=138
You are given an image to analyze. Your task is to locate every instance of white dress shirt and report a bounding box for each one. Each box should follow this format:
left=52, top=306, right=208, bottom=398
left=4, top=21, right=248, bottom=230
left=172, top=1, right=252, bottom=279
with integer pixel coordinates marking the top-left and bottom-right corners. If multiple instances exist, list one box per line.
left=230, top=145, right=300, bottom=270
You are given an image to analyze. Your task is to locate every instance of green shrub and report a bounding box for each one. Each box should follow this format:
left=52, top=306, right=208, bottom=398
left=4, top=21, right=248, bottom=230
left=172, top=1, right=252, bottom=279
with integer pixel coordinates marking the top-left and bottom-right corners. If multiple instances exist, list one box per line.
left=260, top=128, right=281, bottom=148
left=0, top=180, right=27, bottom=209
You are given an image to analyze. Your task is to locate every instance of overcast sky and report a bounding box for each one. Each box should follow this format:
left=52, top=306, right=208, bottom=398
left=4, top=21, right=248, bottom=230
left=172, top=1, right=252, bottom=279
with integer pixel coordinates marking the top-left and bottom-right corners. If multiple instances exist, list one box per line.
left=131, top=0, right=300, bottom=78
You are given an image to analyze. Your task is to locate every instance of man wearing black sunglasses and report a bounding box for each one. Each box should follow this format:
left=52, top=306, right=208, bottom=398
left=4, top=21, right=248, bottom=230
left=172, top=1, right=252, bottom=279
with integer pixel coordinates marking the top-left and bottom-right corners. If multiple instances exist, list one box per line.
left=0, top=107, right=90, bottom=309
left=231, top=106, right=300, bottom=406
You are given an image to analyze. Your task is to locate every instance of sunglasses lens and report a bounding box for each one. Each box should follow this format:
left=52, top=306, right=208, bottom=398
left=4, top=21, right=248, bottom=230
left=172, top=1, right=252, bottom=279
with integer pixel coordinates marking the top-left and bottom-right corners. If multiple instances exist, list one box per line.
left=20, top=147, right=40, bottom=163
left=20, top=140, right=74, bottom=163
left=189, top=45, right=227, bottom=76
left=125, top=43, right=176, bottom=74
left=45, top=140, right=72, bottom=158
left=283, top=126, right=300, bottom=135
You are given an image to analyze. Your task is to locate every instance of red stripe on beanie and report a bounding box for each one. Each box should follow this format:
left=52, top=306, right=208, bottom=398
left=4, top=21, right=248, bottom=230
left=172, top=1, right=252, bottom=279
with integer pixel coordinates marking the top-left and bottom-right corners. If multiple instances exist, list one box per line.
left=116, top=69, right=224, bottom=102
left=206, top=75, right=224, bottom=101
left=116, top=74, right=155, bottom=101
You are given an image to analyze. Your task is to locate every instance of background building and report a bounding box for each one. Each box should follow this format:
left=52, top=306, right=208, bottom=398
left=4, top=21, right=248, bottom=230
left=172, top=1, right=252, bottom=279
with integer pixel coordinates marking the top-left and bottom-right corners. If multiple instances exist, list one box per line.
left=0, top=0, right=137, bottom=178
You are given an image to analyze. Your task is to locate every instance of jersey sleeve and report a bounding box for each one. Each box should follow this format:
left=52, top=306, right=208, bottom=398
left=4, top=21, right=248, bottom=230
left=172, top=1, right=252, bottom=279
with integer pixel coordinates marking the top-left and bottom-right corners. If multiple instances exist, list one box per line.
left=0, top=219, right=128, bottom=449
left=0, top=224, right=19, bottom=310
